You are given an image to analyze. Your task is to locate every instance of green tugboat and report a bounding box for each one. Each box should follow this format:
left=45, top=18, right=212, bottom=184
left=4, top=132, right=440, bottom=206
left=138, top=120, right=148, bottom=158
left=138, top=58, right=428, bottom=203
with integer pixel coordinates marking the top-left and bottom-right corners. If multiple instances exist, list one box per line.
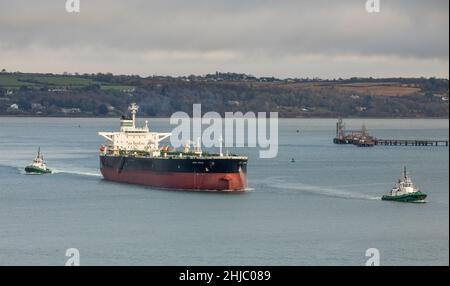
left=25, top=148, right=52, bottom=174
left=382, top=166, right=427, bottom=203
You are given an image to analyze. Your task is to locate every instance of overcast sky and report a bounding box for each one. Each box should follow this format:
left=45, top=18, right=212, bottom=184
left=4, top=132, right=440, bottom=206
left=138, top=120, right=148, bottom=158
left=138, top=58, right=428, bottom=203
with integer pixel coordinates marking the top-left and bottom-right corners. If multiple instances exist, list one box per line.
left=0, top=0, right=448, bottom=78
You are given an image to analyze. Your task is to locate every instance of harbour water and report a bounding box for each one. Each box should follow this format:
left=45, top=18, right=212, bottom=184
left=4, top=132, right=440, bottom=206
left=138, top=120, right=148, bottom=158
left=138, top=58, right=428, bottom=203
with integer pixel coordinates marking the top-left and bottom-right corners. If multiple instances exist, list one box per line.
left=0, top=118, right=448, bottom=265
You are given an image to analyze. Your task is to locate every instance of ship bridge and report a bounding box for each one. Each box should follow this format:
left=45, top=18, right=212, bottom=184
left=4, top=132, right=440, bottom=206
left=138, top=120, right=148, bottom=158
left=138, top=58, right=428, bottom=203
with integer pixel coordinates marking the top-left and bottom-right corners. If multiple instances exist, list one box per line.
left=99, top=103, right=171, bottom=155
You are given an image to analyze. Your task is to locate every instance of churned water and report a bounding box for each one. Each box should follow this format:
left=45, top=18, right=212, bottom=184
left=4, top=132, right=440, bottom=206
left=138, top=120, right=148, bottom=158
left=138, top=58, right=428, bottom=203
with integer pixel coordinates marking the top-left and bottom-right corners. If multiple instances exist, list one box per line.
left=0, top=117, right=448, bottom=265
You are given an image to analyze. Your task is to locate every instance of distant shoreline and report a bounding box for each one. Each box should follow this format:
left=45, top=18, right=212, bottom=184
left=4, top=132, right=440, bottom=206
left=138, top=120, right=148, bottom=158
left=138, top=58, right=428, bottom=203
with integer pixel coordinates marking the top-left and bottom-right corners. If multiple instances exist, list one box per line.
left=1, top=73, right=448, bottom=118
left=1, top=115, right=448, bottom=120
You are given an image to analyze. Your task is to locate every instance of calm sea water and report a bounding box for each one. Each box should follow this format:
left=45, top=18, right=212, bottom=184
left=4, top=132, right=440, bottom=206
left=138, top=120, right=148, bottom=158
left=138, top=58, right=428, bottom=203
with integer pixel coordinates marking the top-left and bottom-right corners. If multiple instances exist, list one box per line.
left=0, top=117, right=448, bottom=266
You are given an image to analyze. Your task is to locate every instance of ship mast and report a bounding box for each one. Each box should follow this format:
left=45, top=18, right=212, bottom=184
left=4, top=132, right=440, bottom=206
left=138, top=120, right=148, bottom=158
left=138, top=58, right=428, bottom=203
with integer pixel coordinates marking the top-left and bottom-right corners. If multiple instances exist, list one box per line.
left=128, top=103, right=139, bottom=128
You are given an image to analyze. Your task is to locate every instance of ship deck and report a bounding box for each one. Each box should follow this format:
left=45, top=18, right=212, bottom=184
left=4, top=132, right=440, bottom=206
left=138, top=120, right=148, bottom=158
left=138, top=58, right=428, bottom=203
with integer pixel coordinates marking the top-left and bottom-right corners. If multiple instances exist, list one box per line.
left=101, top=152, right=248, bottom=160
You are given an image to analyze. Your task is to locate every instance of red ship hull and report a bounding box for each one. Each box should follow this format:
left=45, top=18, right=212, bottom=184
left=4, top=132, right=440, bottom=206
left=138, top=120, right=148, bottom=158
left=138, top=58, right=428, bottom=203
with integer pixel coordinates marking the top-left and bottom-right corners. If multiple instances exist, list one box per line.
left=100, top=167, right=247, bottom=191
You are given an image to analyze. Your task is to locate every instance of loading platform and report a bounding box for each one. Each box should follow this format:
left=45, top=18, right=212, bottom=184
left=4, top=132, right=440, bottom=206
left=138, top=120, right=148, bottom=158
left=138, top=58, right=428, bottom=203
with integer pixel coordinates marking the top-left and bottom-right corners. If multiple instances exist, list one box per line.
left=333, top=118, right=449, bottom=148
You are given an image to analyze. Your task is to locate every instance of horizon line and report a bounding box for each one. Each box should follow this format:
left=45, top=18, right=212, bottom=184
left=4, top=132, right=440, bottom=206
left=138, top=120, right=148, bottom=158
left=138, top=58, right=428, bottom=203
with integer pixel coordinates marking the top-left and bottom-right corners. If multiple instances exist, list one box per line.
left=1, top=70, right=449, bottom=81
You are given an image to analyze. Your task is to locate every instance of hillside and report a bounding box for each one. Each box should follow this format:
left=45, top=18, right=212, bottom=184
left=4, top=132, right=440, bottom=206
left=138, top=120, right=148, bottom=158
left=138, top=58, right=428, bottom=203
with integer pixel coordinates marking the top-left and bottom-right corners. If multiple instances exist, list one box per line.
left=0, top=72, right=448, bottom=118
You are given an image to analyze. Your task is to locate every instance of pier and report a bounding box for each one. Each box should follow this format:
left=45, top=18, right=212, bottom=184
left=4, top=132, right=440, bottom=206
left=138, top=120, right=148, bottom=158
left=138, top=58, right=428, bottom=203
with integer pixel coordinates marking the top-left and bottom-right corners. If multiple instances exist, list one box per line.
left=333, top=118, right=449, bottom=148
left=374, top=139, right=448, bottom=147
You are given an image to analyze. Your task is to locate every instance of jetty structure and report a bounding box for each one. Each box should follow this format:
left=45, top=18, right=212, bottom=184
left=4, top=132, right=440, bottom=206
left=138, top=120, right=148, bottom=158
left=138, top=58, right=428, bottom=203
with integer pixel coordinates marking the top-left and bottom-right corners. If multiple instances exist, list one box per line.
left=333, top=118, right=376, bottom=147
left=333, top=118, right=449, bottom=148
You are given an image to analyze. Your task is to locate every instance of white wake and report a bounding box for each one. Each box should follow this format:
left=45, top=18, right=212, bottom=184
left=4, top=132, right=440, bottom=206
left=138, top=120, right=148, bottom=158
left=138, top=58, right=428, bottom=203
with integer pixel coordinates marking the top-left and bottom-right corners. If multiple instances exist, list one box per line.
left=257, top=177, right=381, bottom=200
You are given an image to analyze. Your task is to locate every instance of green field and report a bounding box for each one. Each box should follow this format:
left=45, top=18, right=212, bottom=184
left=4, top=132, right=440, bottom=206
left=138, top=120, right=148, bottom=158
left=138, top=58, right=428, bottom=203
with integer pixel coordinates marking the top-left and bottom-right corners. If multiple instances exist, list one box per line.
left=0, top=74, right=133, bottom=90
left=0, top=75, right=38, bottom=88
left=100, top=85, right=135, bottom=91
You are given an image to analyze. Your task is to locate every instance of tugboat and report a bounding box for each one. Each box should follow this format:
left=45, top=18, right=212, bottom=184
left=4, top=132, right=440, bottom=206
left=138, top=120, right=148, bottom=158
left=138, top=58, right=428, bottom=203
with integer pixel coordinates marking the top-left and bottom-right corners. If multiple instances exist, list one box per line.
left=25, top=148, right=52, bottom=174
left=382, top=166, right=427, bottom=203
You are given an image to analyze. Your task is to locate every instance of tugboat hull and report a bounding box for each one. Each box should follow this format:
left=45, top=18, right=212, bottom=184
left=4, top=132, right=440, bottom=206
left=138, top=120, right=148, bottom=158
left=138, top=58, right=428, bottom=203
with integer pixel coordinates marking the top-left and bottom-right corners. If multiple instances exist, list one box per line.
left=25, top=166, right=52, bottom=174
left=381, top=191, right=427, bottom=203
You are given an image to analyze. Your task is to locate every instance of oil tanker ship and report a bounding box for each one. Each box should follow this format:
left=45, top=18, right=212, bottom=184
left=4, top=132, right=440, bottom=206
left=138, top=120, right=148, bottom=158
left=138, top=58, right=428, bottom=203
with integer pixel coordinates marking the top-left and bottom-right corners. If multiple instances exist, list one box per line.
left=98, top=103, right=248, bottom=191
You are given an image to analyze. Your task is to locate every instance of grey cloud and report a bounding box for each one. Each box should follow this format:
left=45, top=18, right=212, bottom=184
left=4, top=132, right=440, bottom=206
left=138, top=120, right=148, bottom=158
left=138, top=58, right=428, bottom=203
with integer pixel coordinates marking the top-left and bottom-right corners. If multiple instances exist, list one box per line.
left=0, top=0, right=448, bottom=77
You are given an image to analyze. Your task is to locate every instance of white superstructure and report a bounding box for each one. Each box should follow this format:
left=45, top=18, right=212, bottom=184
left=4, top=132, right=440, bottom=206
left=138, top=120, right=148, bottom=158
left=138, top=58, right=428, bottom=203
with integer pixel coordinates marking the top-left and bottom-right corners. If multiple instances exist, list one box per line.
left=99, top=103, right=171, bottom=156
left=389, top=166, right=420, bottom=196
left=30, top=148, right=48, bottom=169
